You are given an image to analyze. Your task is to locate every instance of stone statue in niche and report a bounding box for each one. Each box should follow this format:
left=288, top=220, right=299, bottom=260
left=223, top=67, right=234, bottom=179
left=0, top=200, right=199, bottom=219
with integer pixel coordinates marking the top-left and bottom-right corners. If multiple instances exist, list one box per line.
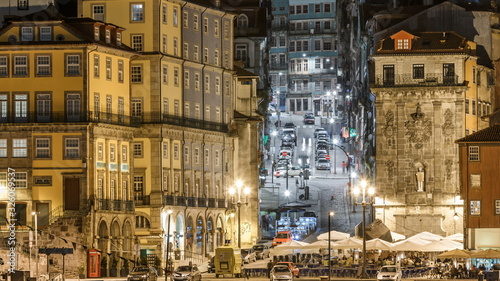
left=415, top=167, right=425, bottom=192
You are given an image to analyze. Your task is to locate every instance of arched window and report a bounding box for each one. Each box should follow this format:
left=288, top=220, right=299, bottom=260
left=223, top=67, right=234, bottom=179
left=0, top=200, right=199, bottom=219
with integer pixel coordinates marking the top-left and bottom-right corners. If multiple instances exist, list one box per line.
left=237, top=14, right=248, bottom=28
left=135, top=215, right=150, bottom=228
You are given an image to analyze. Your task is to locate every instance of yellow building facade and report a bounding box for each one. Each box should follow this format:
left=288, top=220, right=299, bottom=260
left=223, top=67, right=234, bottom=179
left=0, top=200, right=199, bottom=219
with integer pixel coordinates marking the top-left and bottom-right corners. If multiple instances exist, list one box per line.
left=0, top=6, right=139, bottom=276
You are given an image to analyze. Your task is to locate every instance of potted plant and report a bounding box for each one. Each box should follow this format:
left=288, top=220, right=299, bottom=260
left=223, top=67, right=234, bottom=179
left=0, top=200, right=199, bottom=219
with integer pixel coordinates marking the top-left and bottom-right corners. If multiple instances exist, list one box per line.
left=120, top=259, right=130, bottom=277
left=110, top=257, right=118, bottom=277
left=100, top=257, right=108, bottom=277
left=77, top=264, right=85, bottom=280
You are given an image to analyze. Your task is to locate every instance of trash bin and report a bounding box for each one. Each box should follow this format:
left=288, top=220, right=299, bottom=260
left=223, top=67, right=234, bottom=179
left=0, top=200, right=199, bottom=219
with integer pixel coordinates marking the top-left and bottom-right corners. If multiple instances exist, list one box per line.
left=320, top=276, right=329, bottom=281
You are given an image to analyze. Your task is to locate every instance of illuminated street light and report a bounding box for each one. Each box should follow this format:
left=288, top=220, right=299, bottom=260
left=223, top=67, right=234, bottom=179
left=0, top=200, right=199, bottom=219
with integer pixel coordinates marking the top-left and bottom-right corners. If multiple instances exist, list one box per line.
left=271, top=130, right=278, bottom=184
left=229, top=180, right=250, bottom=248
left=353, top=180, right=375, bottom=279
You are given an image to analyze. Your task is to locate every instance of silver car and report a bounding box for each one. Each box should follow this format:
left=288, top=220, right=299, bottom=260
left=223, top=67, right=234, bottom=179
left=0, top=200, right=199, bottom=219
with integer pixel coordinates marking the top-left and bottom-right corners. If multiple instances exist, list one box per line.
left=172, top=265, right=202, bottom=281
left=270, top=265, right=293, bottom=281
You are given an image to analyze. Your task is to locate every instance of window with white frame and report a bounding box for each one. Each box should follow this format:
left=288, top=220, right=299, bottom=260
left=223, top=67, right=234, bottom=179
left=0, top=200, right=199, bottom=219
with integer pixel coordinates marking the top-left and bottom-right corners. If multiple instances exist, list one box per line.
left=174, top=68, right=179, bottom=86
left=237, top=14, right=248, bottom=28
left=106, top=57, right=111, bottom=79
left=94, top=55, right=100, bottom=77
left=184, top=70, right=190, bottom=88
left=174, top=100, right=179, bottom=116
left=131, top=65, right=142, bottom=83
left=0, top=56, right=8, bottom=76
left=94, top=27, right=99, bottom=41
left=173, top=7, right=178, bottom=26
left=235, top=45, right=247, bottom=63
left=184, top=103, right=190, bottom=117
left=214, top=20, right=220, bottom=36
left=184, top=43, right=189, bottom=58
left=470, top=174, right=481, bottom=188
left=118, top=60, right=123, bottom=82
left=194, top=148, right=200, bottom=164
left=162, top=5, right=167, bottom=24
left=162, top=35, right=167, bottom=53
left=110, top=144, right=115, bottom=161
left=15, top=172, right=27, bottom=188
left=116, top=32, right=121, bottom=46
left=468, top=146, right=479, bottom=161
left=122, top=145, right=127, bottom=162
left=163, top=99, right=169, bottom=115
left=205, top=106, right=210, bottom=121
left=194, top=45, right=199, bottom=61
left=133, top=175, right=144, bottom=200
left=65, top=138, right=80, bottom=158
left=215, top=77, right=220, bottom=95
left=40, top=26, right=52, bottom=41
left=14, top=94, right=28, bottom=121
left=163, top=65, right=168, bottom=84
left=21, top=27, right=33, bottom=41
left=194, top=15, right=199, bottom=31
left=215, top=107, right=221, bottom=123
left=35, top=138, right=50, bottom=158
left=133, top=142, right=143, bottom=157
left=131, top=35, right=143, bottom=52
left=174, top=144, right=179, bottom=160
left=36, top=55, right=51, bottom=75
left=105, top=30, right=110, bottom=43
left=215, top=50, right=219, bottom=66
left=204, top=17, right=209, bottom=33
left=98, top=143, right=103, bottom=160
left=66, top=55, right=80, bottom=75
left=93, top=5, right=104, bottom=21
left=173, top=37, right=178, bottom=56
left=131, top=99, right=142, bottom=117
left=18, top=0, right=28, bottom=10
left=204, top=48, right=208, bottom=63
left=0, top=139, right=6, bottom=157
left=131, top=3, right=144, bottom=22
left=163, top=143, right=168, bottom=159
left=13, top=139, right=27, bottom=157
left=195, top=104, right=200, bottom=119
left=184, top=146, right=190, bottom=163
left=215, top=150, right=220, bottom=166
left=14, top=55, right=28, bottom=76
left=324, top=3, right=331, bottom=12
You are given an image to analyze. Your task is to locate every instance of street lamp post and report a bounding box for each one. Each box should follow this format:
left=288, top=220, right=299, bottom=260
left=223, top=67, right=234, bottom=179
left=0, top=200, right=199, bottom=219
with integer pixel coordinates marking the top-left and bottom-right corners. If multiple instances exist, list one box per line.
left=229, top=181, right=250, bottom=249
left=271, top=131, right=277, bottom=184
left=32, top=212, right=38, bottom=278
left=351, top=172, right=357, bottom=213
left=165, top=209, right=173, bottom=280
left=353, top=180, right=375, bottom=279
left=328, top=211, right=335, bottom=281
left=332, top=139, right=339, bottom=174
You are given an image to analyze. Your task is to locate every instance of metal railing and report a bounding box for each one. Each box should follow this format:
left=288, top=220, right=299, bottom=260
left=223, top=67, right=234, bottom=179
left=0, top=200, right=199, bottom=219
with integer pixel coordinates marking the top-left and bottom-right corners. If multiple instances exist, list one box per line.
left=373, top=73, right=462, bottom=87
left=0, top=111, right=141, bottom=127
left=139, top=113, right=229, bottom=133
left=163, top=194, right=227, bottom=208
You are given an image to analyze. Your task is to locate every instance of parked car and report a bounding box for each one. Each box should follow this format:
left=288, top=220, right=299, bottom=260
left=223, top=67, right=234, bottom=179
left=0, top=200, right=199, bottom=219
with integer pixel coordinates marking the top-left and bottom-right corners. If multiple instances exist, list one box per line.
left=207, top=257, right=215, bottom=273
left=316, top=159, right=331, bottom=170
left=274, top=167, right=286, bottom=177
left=252, top=243, right=271, bottom=259
left=275, top=262, right=300, bottom=277
left=377, top=265, right=402, bottom=281
left=172, top=265, right=202, bottom=281
left=283, top=122, right=296, bottom=128
left=303, top=113, right=315, bottom=124
left=270, top=265, right=293, bottom=281
left=241, top=247, right=257, bottom=264
left=286, top=166, right=303, bottom=177
left=127, top=266, right=158, bottom=281
left=272, top=231, right=293, bottom=246
left=314, top=130, right=329, bottom=138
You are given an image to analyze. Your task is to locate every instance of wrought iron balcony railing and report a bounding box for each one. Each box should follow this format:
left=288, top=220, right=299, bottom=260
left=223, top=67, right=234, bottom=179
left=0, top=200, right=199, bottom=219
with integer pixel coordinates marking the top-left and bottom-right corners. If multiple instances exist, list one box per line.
left=373, top=74, right=462, bottom=88
left=0, top=111, right=141, bottom=127
left=163, top=194, right=227, bottom=208
left=139, top=113, right=229, bottom=133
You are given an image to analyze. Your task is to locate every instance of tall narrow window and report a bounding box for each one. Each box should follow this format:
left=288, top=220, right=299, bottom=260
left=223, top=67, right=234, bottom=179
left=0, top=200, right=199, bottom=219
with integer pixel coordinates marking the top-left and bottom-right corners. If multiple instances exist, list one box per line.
left=66, top=93, right=81, bottom=122
left=36, top=93, right=51, bottom=122
left=194, top=15, right=199, bottom=31
left=383, top=65, right=395, bottom=86
left=131, top=35, right=143, bottom=52
left=468, top=146, right=479, bottom=161
left=93, top=5, right=104, bottom=21
left=173, top=8, right=178, bottom=26
left=14, top=94, right=28, bottom=122
left=163, top=99, right=169, bottom=116
left=131, top=99, right=142, bottom=118
left=134, top=176, right=144, bottom=201
left=106, top=96, right=112, bottom=120
left=173, top=37, right=178, bottom=56
left=131, top=65, right=142, bottom=83
left=106, top=57, right=112, bottom=80
left=65, top=138, right=80, bottom=158
left=0, top=56, right=8, bottom=76
left=131, top=3, right=144, bottom=22
left=0, top=139, right=6, bottom=157
left=118, top=98, right=124, bottom=124
left=118, top=60, right=123, bottom=82
left=94, top=55, right=100, bottom=77
left=413, top=64, right=424, bottom=79
left=443, top=63, right=455, bottom=84
left=162, top=5, right=167, bottom=24
left=66, top=55, right=80, bottom=75
left=163, top=65, right=168, bottom=84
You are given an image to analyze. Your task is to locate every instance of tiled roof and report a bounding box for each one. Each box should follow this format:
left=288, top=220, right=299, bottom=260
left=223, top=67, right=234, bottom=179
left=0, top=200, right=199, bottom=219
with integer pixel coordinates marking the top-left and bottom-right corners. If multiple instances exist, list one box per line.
left=378, top=31, right=468, bottom=53
left=455, top=124, right=500, bottom=143
left=234, top=66, right=257, bottom=77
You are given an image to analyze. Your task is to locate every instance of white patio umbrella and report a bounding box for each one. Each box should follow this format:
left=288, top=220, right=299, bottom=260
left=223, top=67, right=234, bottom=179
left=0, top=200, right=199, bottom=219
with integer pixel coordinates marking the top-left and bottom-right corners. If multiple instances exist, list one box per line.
left=419, top=239, right=463, bottom=252
left=332, top=237, right=363, bottom=249
left=444, top=233, right=464, bottom=243
left=407, top=231, right=444, bottom=242
left=390, top=231, right=406, bottom=242
left=437, top=248, right=472, bottom=259
left=391, top=239, right=430, bottom=252
left=365, top=238, right=394, bottom=251
left=302, top=240, right=331, bottom=249
left=317, top=230, right=351, bottom=241
left=273, top=240, right=310, bottom=249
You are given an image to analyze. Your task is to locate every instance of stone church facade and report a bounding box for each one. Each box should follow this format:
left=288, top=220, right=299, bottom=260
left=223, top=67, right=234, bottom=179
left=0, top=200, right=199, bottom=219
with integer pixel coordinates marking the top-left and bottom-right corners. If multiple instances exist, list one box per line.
left=371, top=30, right=493, bottom=236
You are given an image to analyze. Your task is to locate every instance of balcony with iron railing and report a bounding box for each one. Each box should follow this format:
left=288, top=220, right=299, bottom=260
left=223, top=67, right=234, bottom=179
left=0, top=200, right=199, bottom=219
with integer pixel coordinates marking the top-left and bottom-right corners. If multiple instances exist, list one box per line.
left=373, top=73, right=463, bottom=88
left=139, top=113, right=229, bottom=133
left=270, top=63, right=289, bottom=70
left=163, top=194, right=227, bottom=208
left=96, top=199, right=135, bottom=211
left=0, top=111, right=141, bottom=127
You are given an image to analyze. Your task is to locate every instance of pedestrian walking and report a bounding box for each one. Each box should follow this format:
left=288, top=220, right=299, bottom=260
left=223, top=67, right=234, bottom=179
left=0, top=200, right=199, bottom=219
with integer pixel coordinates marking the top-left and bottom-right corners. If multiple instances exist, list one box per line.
left=267, top=260, right=274, bottom=278
left=341, top=161, right=346, bottom=173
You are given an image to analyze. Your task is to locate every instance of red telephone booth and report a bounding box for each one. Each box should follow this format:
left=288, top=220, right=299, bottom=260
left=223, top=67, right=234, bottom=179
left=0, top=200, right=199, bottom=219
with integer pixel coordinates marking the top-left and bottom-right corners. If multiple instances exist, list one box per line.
left=87, top=249, right=101, bottom=277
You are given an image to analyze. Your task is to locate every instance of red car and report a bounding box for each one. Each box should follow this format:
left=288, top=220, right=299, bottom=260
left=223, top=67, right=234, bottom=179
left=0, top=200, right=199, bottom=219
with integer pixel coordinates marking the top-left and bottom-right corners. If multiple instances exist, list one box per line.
left=275, top=262, right=300, bottom=277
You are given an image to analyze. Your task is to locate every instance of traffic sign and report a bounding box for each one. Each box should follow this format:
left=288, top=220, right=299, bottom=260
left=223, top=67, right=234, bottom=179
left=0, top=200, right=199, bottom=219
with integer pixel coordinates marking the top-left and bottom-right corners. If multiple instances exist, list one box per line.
left=282, top=151, right=288, bottom=156
left=325, top=155, right=331, bottom=160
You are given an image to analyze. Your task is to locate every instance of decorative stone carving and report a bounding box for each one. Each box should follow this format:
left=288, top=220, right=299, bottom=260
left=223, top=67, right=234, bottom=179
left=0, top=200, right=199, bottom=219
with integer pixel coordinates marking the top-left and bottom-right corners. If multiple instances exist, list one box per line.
left=445, top=159, right=453, bottom=180
left=405, top=103, right=432, bottom=149
left=386, top=160, right=394, bottom=181
left=382, top=110, right=395, bottom=147
left=442, top=109, right=454, bottom=143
